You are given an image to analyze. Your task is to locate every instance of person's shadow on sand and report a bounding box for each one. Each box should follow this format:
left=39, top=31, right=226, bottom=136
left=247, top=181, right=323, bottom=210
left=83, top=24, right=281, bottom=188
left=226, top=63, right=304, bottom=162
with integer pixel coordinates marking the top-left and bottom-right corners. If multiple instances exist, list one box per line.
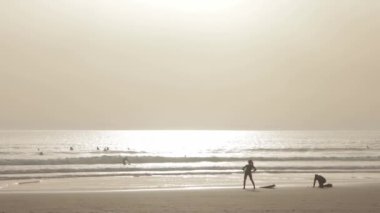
left=244, top=189, right=261, bottom=192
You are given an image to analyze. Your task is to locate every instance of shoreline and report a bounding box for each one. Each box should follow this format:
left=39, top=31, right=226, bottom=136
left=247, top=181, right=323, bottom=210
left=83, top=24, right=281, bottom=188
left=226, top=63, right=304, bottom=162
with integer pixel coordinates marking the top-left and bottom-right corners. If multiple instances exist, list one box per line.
left=1, top=172, right=380, bottom=192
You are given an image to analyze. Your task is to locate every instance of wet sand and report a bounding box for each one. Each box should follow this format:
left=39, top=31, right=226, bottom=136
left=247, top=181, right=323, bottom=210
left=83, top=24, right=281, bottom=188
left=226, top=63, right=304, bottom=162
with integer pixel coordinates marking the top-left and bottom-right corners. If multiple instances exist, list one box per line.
left=0, top=183, right=379, bottom=213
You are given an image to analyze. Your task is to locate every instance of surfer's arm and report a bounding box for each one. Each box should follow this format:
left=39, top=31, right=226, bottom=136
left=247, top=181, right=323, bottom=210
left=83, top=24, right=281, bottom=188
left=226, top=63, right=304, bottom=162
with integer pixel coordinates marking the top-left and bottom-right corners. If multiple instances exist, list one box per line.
left=313, top=176, right=316, bottom=187
left=242, top=165, right=247, bottom=171
left=252, top=166, right=257, bottom=172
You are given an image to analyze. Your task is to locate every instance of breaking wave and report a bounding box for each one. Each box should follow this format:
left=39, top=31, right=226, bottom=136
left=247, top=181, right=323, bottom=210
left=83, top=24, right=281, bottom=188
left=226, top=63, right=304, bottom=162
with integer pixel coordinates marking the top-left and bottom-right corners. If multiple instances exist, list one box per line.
left=1, top=155, right=380, bottom=166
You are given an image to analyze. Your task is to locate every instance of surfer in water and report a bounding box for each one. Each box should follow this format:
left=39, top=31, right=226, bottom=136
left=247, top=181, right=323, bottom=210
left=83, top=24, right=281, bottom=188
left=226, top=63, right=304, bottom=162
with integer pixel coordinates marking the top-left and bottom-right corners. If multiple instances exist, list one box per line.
left=122, top=157, right=130, bottom=165
left=242, top=159, right=257, bottom=189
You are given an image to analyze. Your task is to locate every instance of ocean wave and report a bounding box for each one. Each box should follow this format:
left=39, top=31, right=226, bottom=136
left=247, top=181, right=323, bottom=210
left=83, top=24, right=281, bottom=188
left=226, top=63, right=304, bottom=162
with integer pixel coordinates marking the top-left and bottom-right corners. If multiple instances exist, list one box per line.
left=1, top=169, right=380, bottom=181
left=236, top=147, right=377, bottom=152
left=1, top=155, right=380, bottom=165
left=0, top=147, right=375, bottom=156
left=52, top=150, right=144, bottom=154
left=0, top=151, right=28, bottom=155
left=2, top=165, right=380, bottom=175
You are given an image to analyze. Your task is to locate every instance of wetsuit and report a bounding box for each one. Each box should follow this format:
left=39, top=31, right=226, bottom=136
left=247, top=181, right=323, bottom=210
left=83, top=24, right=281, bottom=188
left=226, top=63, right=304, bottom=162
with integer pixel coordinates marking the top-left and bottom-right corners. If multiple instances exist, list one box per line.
left=242, top=163, right=257, bottom=189
left=313, top=174, right=326, bottom=188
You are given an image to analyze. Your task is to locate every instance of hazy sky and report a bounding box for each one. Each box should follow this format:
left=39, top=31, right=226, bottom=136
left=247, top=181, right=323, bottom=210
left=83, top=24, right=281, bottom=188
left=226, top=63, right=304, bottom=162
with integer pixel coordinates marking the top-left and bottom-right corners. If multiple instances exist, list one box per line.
left=1, top=0, right=379, bottom=130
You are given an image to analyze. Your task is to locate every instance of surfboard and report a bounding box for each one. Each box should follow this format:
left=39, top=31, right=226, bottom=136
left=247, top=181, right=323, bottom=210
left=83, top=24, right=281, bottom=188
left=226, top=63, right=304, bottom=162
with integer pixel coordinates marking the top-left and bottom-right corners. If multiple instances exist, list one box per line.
left=260, top=184, right=276, bottom=189
left=17, top=180, right=41, bottom=185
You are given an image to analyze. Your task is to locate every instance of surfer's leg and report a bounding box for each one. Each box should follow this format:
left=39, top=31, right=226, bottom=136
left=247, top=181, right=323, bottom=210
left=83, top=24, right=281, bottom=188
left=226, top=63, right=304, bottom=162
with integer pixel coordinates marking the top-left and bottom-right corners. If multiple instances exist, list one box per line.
left=249, top=173, right=255, bottom=189
left=243, top=174, right=247, bottom=189
left=318, top=180, right=324, bottom=188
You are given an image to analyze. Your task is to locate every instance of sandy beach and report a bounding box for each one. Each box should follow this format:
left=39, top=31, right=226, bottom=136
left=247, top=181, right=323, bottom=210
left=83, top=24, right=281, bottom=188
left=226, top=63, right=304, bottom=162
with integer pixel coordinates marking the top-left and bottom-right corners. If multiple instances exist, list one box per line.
left=1, top=180, right=380, bottom=213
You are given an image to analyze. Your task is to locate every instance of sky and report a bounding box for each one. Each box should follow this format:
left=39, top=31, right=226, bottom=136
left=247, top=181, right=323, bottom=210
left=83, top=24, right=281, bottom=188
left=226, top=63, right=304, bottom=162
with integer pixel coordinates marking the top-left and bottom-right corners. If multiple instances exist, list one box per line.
left=0, top=0, right=379, bottom=130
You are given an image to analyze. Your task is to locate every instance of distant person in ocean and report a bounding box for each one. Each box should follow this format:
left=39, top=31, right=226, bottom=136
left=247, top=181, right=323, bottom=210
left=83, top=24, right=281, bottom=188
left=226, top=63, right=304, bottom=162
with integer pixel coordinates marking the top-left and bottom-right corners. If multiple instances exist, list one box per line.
left=123, top=157, right=130, bottom=165
left=70, top=146, right=74, bottom=151
left=313, top=174, right=333, bottom=188
left=242, top=159, right=257, bottom=189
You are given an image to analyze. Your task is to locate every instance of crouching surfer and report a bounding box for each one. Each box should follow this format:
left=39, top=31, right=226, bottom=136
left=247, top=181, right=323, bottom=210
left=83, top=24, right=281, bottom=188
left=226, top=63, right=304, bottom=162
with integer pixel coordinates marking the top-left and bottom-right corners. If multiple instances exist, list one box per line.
left=313, top=174, right=333, bottom=188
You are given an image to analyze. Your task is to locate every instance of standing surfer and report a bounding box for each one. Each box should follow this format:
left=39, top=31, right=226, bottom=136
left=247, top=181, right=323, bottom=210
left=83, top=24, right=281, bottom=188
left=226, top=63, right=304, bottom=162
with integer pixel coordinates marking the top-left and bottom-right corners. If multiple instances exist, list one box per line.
left=242, top=159, right=257, bottom=189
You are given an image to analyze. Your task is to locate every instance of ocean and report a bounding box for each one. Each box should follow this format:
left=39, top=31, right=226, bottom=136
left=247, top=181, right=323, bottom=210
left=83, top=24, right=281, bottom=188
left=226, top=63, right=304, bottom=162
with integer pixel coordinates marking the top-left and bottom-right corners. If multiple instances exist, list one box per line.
left=1, top=130, right=380, bottom=181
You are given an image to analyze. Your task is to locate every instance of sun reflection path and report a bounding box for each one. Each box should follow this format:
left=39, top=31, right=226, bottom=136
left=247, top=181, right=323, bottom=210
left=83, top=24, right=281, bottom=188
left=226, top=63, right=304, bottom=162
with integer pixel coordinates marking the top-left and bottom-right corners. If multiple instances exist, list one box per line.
left=98, top=131, right=257, bottom=157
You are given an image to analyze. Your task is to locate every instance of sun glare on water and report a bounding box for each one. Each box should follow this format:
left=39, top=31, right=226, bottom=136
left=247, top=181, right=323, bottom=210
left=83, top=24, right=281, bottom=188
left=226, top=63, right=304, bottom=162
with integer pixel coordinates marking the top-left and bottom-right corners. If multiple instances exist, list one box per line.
left=101, top=131, right=247, bottom=157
